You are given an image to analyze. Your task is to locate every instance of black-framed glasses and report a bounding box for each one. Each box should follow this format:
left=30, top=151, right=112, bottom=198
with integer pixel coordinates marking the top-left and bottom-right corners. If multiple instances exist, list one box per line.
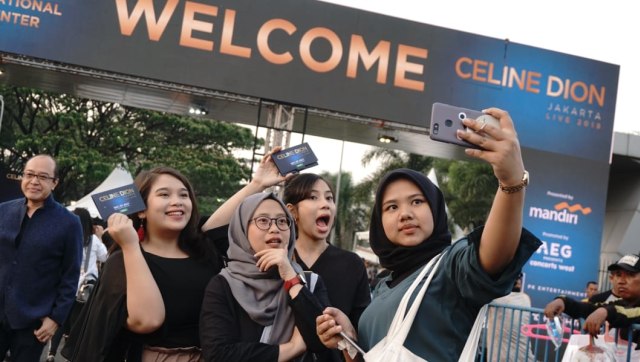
left=251, top=216, right=292, bottom=231
left=22, top=172, right=56, bottom=182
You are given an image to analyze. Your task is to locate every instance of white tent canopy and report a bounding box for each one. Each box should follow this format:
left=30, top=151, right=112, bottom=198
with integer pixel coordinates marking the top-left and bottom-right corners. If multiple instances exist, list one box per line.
left=67, top=166, right=133, bottom=218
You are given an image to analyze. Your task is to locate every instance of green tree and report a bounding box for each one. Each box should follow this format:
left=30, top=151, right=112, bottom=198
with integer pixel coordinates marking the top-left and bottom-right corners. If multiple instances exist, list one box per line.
left=320, top=171, right=369, bottom=250
left=0, top=85, right=258, bottom=214
left=432, top=159, right=496, bottom=230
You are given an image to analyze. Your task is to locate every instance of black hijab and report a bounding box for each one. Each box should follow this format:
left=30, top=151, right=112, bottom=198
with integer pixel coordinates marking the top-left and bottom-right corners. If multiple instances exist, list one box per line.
left=370, top=168, right=452, bottom=284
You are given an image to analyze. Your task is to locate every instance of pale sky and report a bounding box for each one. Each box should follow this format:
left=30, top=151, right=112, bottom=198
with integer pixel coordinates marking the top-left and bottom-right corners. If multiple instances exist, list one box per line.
left=302, top=0, right=636, bottom=183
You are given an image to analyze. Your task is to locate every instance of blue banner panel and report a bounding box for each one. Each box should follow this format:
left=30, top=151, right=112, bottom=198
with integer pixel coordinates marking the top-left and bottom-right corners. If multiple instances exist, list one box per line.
left=520, top=148, right=608, bottom=309
left=0, top=0, right=618, bottom=162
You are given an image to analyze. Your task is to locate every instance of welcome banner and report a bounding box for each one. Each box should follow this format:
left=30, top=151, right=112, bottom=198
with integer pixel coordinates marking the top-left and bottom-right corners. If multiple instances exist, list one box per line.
left=1, top=0, right=618, bottom=162
left=0, top=0, right=619, bottom=306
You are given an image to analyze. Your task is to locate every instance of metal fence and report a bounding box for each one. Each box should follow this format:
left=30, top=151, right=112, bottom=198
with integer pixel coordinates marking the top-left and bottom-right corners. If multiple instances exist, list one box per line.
left=478, top=302, right=639, bottom=362
left=625, top=324, right=640, bottom=361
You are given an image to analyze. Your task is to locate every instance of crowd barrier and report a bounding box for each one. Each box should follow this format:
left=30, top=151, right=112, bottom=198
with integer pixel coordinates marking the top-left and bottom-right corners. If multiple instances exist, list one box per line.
left=478, top=302, right=639, bottom=362
left=625, top=324, right=640, bottom=361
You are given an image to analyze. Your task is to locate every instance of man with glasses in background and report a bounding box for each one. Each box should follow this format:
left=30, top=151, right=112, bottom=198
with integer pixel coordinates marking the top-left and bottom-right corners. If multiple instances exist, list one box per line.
left=0, top=154, right=83, bottom=361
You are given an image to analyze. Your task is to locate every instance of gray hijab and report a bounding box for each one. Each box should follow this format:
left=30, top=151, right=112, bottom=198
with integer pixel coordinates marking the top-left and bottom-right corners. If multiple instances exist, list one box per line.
left=220, top=192, right=302, bottom=345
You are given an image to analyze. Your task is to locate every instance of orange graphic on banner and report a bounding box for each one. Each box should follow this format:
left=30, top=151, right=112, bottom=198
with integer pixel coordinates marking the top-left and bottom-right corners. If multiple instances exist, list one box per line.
left=554, top=202, right=592, bottom=215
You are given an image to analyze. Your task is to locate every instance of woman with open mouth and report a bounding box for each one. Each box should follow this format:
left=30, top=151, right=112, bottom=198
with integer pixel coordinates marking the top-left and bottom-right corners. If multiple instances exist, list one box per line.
left=283, top=173, right=371, bottom=361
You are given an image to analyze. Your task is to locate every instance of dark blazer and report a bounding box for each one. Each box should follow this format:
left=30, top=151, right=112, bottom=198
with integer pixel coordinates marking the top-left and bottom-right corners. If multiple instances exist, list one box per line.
left=0, top=195, right=83, bottom=328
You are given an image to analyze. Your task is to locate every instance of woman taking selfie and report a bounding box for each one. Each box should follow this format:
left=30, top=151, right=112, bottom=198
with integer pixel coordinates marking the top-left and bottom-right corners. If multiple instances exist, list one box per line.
left=316, top=107, right=542, bottom=361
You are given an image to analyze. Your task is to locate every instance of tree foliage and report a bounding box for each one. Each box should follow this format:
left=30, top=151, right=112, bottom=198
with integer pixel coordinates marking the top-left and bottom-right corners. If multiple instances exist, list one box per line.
left=319, top=171, right=369, bottom=250
left=0, top=85, right=258, bottom=214
left=0, top=84, right=497, bottom=230
left=432, top=159, right=496, bottom=230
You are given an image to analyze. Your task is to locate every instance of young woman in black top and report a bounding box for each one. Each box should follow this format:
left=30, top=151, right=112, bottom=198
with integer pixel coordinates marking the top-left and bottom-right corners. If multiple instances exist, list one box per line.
left=64, top=167, right=224, bottom=361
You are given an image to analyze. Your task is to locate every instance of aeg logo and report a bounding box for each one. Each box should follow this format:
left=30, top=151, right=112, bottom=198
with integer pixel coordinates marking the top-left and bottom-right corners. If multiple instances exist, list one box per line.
left=529, top=201, right=591, bottom=225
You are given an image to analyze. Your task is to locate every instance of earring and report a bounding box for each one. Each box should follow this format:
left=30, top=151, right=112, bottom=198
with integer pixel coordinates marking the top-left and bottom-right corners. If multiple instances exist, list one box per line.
left=137, top=219, right=145, bottom=241
left=137, top=225, right=145, bottom=241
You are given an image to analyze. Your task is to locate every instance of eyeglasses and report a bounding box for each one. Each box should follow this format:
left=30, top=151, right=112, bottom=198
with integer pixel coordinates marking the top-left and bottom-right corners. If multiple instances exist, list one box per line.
left=251, top=216, right=292, bottom=231
left=22, top=172, right=56, bottom=182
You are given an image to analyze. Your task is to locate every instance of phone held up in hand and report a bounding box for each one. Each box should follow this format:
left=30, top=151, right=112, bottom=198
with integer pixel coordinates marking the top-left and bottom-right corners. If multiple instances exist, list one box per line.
left=429, top=102, right=499, bottom=150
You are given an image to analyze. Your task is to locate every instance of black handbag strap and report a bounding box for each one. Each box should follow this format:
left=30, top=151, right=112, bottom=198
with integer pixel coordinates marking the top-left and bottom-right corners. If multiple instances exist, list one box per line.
left=82, top=237, right=93, bottom=274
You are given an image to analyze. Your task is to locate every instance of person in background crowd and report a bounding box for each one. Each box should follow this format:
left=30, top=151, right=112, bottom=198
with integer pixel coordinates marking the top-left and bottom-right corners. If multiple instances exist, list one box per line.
left=368, top=269, right=390, bottom=294
left=63, top=167, right=225, bottom=361
left=486, top=272, right=535, bottom=362
left=589, top=271, right=621, bottom=304
left=362, top=260, right=379, bottom=293
left=544, top=254, right=640, bottom=350
left=316, top=107, right=541, bottom=361
left=0, top=154, right=83, bottom=361
left=46, top=207, right=108, bottom=361
left=582, top=281, right=599, bottom=302
left=92, top=216, right=111, bottom=251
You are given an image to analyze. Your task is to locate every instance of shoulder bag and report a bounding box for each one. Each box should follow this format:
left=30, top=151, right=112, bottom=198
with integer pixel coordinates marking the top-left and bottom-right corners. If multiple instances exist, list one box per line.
left=362, top=251, right=487, bottom=362
left=76, top=237, right=97, bottom=303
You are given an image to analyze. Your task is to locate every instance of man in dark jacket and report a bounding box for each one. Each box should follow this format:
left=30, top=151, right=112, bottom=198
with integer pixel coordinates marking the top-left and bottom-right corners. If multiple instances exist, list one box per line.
left=544, top=254, right=640, bottom=349
left=589, top=269, right=621, bottom=304
left=0, top=155, right=83, bottom=361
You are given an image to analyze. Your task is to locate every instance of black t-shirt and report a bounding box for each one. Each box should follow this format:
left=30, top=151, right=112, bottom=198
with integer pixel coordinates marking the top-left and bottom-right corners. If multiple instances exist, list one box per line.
left=294, top=244, right=371, bottom=329
left=142, top=250, right=219, bottom=348
left=61, top=228, right=226, bottom=361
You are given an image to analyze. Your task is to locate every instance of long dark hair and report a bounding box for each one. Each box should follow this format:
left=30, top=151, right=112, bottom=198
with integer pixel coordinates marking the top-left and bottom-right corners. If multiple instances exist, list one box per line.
left=72, top=207, right=94, bottom=246
left=132, top=167, right=216, bottom=264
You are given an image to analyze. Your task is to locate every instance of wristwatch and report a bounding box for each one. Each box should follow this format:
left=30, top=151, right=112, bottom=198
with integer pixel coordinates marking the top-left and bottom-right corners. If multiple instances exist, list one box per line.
left=499, top=170, right=529, bottom=194
left=284, top=273, right=306, bottom=292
